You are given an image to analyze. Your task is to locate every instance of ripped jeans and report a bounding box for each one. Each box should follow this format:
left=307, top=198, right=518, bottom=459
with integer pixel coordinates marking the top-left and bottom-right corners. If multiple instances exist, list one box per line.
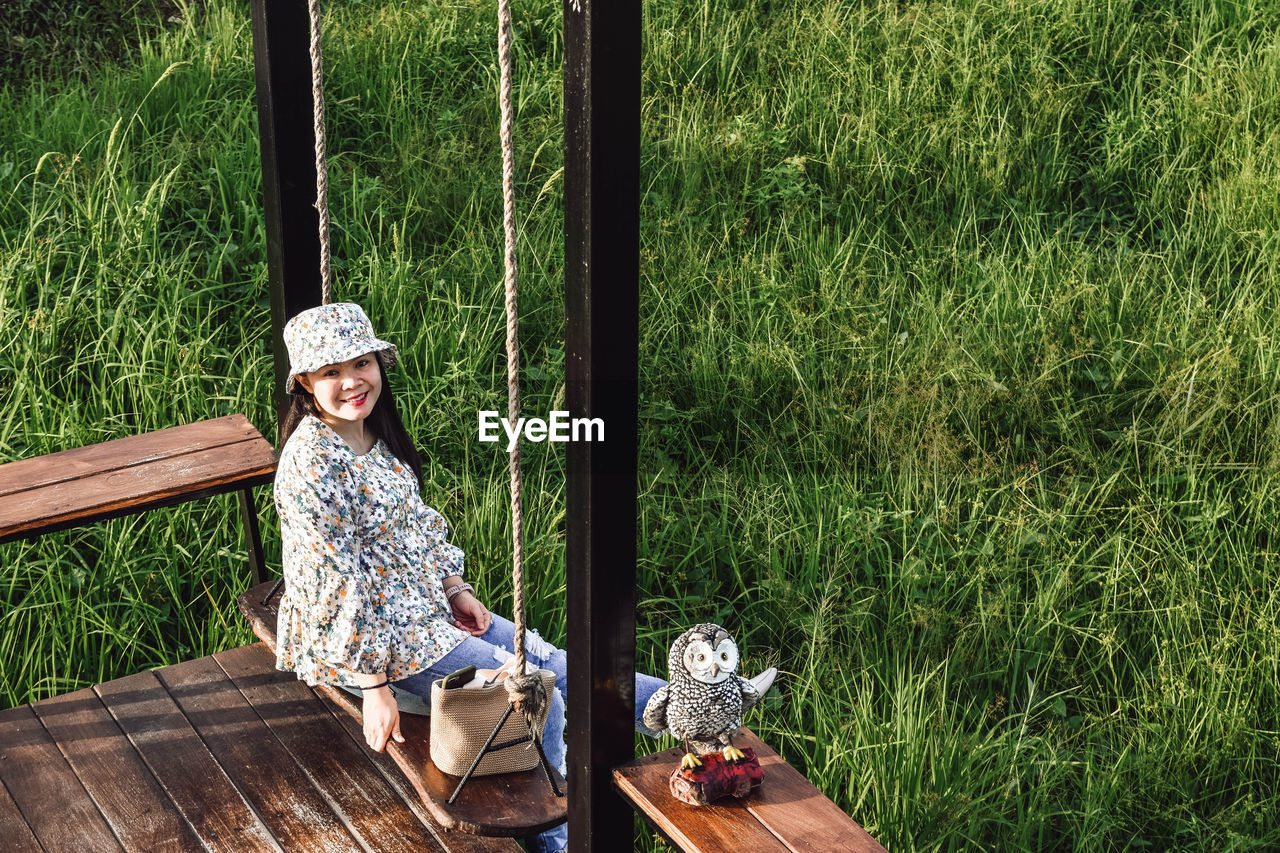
left=392, top=613, right=667, bottom=853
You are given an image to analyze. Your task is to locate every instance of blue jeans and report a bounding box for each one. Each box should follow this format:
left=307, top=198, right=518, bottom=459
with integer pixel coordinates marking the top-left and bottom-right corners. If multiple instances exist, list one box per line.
left=393, top=614, right=666, bottom=853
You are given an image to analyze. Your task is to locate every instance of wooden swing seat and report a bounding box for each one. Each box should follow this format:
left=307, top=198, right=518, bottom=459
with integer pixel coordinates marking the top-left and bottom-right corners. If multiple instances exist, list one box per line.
left=238, top=580, right=568, bottom=838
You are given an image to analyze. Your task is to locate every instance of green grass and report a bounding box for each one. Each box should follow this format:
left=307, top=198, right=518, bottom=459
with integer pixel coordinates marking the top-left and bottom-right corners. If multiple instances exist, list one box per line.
left=0, top=0, right=182, bottom=89
left=2, top=0, right=1280, bottom=849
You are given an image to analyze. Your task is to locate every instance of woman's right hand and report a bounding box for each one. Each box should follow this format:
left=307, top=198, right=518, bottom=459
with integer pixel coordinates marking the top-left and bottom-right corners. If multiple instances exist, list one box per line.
left=362, top=685, right=404, bottom=752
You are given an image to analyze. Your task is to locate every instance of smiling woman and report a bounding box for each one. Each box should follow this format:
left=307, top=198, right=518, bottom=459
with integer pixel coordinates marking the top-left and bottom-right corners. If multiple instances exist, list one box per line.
left=295, top=354, right=382, bottom=453
left=271, top=302, right=668, bottom=853
left=277, top=303, right=423, bottom=488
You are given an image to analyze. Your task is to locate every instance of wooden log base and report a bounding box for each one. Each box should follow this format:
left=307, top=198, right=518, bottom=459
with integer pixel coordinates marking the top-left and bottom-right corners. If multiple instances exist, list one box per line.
left=669, top=750, right=763, bottom=806
left=238, top=581, right=567, bottom=838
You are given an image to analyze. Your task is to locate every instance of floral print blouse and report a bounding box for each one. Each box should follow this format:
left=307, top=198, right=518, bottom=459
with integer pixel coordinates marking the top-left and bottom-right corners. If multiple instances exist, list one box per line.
left=274, top=415, right=468, bottom=687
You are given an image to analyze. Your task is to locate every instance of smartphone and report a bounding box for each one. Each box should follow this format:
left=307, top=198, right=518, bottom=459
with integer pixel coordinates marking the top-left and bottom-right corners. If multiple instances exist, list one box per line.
left=441, top=664, right=477, bottom=690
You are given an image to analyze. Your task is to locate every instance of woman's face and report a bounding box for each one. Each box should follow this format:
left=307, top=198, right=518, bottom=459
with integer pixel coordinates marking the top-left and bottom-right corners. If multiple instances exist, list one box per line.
left=296, top=352, right=382, bottom=427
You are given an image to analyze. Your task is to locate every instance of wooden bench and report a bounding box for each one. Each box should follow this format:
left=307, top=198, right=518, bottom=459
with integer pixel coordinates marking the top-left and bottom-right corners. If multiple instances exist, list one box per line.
left=0, top=414, right=276, bottom=584
left=239, top=580, right=569, bottom=838
left=615, top=736, right=886, bottom=853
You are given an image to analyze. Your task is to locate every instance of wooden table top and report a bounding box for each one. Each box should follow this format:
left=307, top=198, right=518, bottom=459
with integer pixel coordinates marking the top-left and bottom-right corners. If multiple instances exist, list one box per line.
left=0, top=642, right=519, bottom=853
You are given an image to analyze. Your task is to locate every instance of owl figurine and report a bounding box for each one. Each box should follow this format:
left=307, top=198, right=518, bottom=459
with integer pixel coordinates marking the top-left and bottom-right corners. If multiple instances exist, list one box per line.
left=643, top=623, right=763, bottom=770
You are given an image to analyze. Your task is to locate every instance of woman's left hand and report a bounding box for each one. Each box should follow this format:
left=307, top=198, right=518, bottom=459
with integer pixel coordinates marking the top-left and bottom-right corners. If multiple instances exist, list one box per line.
left=451, top=590, right=491, bottom=636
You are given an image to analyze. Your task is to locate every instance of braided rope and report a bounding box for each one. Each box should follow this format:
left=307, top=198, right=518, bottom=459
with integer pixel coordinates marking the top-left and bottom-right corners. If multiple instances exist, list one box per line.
left=496, top=0, right=545, bottom=731
left=307, top=0, right=334, bottom=304
left=303, top=0, right=540, bottom=728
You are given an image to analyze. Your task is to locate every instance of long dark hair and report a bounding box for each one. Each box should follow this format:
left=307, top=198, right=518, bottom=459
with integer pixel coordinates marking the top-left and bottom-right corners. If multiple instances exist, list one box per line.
left=279, top=360, right=424, bottom=490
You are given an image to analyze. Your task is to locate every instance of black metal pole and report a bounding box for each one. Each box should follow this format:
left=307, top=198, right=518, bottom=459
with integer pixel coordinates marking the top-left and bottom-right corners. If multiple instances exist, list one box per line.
left=563, top=0, right=641, bottom=850
left=237, top=488, right=266, bottom=587
left=250, top=0, right=325, bottom=431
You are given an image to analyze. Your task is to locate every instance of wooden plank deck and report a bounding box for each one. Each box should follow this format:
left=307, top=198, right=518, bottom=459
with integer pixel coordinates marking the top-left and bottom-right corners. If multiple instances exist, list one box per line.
left=0, top=643, right=521, bottom=853
left=238, top=582, right=569, bottom=837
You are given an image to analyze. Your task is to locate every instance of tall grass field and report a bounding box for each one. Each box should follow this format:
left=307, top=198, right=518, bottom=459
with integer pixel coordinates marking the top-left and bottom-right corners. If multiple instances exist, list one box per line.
left=2, top=0, right=1279, bottom=849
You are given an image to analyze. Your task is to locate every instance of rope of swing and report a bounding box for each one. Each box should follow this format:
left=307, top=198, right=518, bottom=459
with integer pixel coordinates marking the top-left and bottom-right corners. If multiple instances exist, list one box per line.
left=496, top=0, right=546, bottom=730
left=304, top=0, right=543, bottom=727
left=308, top=0, right=333, bottom=305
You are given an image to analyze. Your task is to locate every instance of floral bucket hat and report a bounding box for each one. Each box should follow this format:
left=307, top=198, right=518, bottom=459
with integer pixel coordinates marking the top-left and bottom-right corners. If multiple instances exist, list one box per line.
left=283, top=302, right=398, bottom=393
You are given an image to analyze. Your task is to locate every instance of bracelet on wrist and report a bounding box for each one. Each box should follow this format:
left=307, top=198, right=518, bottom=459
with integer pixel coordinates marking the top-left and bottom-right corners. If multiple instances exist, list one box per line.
left=355, top=678, right=390, bottom=691
left=445, top=582, right=474, bottom=602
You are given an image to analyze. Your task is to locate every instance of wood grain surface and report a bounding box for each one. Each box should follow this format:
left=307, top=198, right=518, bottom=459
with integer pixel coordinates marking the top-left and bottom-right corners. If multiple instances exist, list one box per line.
left=0, top=415, right=264, bottom=495
left=0, top=776, right=42, bottom=852
left=94, top=669, right=283, bottom=853
left=212, top=642, right=518, bottom=853
left=238, top=582, right=569, bottom=838
left=31, top=688, right=205, bottom=851
left=0, top=414, right=275, bottom=542
left=613, top=739, right=790, bottom=853
left=746, top=736, right=888, bottom=853
left=0, top=703, right=125, bottom=853
left=614, top=729, right=886, bottom=853
left=1, top=645, right=527, bottom=851
left=156, top=654, right=366, bottom=853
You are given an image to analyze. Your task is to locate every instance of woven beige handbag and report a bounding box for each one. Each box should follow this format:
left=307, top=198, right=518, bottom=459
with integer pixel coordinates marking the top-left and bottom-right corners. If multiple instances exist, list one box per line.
left=428, top=668, right=557, bottom=777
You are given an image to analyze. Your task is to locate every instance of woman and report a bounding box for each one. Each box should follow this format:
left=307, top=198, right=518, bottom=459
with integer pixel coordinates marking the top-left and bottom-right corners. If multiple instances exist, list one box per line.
left=272, top=302, right=666, bottom=853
